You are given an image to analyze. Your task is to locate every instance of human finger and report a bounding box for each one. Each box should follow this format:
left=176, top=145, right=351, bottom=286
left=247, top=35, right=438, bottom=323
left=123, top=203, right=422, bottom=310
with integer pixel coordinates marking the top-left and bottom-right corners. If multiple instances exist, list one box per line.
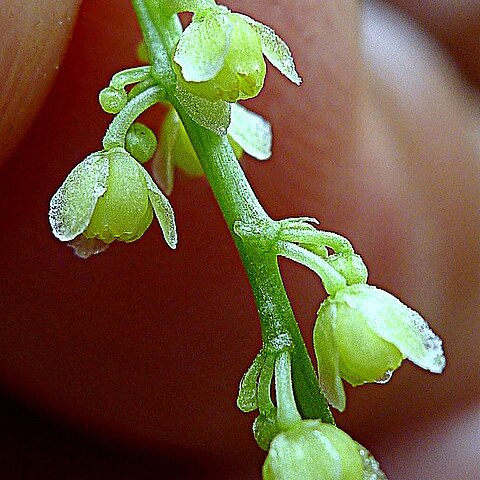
left=0, top=0, right=82, bottom=164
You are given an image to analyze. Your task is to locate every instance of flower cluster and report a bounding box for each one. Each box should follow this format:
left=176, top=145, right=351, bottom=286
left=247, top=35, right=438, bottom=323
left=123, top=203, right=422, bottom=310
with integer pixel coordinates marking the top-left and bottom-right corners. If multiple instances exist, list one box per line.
left=47, top=1, right=447, bottom=478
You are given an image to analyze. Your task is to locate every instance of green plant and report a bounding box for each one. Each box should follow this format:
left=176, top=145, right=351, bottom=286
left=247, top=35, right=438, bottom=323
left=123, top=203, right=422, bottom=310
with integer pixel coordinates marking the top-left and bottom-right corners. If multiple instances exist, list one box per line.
left=48, top=0, right=445, bottom=477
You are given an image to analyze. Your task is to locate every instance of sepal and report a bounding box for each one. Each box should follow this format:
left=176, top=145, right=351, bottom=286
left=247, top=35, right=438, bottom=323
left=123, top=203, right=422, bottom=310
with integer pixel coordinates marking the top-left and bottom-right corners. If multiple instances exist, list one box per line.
left=237, top=14, right=302, bottom=85
left=175, top=82, right=231, bottom=135
left=174, top=13, right=232, bottom=82
left=49, top=152, right=109, bottom=242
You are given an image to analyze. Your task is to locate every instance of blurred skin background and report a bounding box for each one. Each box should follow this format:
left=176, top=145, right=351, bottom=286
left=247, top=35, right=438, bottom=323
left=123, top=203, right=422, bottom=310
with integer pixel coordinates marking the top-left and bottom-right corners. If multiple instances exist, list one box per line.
left=0, top=0, right=479, bottom=478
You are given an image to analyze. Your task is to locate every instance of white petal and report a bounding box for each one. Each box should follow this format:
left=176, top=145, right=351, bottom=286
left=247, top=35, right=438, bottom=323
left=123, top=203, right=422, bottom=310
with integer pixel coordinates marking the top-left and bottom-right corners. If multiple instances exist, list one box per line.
left=227, top=103, right=272, bottom=160
left=140, top=168, right=178, bottom=249
left=174, top=14, right=232, bottom=82
left=49, top=152, right=109, bottom=241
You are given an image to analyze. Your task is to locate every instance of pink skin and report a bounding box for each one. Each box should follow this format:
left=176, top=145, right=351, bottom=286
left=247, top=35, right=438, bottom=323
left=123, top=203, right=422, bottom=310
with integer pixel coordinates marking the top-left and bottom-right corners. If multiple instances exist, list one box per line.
left=0, top=0, right=479, bottom=478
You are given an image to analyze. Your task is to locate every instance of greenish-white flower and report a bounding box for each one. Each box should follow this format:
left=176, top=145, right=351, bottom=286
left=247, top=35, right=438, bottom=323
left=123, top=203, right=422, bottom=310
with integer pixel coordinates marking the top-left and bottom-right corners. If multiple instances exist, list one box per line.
left=263, top=420, right=383, bottom=480
left=314, top=284, right=446, bottom=411
left=173, top=7, right=301, bottom=103
left=49, top=147, right=177, bottom=250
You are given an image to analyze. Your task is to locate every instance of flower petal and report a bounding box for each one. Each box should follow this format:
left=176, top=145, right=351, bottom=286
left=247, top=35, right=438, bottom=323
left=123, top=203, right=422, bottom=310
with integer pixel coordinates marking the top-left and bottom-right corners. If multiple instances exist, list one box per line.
left=141, top=169, right=178, bottom=249
left=314, top=301, right=346, bottom=411
left=340, top=285, right=446, bottom=374
left=175, top=81, right=231, bottom=135
left=86, top=150, right=151, bottom=242
left=49, top=152, right=109, bottom=242
left=227, top=103, right=272, bottom=160
left=174, top=14, right=232, bottom=82
left=237, top=14, right=302, bottom=85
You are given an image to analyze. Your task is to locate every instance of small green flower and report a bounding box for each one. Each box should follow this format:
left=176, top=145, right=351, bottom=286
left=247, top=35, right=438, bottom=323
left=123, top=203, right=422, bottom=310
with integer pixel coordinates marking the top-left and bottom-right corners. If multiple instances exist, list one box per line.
left=173, top=7, right=301, bottom=102
left=153, top=104, right=272, bottom=194
left=314, top=284, right=446, bottom=411
left=49, top=147, right=177, bottom=251
left=263, top=421, right=364, bottom=480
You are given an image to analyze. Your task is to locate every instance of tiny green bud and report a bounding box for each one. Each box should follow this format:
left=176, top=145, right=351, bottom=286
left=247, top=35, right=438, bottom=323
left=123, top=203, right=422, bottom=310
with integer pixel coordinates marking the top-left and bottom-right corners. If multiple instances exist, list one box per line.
left=263, top=421, right=364, bottom=480
left=125, top=123, right=158, bottom=164
left=99, top=87, right=128, bottom=114
left=314, top=284, right=446, bottom=411
left=325, top=253, right=368, bottom=285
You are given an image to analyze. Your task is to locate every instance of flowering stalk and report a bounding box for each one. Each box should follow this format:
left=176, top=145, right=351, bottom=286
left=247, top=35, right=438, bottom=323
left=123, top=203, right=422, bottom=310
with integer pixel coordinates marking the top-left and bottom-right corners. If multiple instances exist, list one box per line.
left=129, top=0, right=334, bottom=423
left=170, top=68, right=334, bottom=425
left=48, top=0, right=446, bottom=476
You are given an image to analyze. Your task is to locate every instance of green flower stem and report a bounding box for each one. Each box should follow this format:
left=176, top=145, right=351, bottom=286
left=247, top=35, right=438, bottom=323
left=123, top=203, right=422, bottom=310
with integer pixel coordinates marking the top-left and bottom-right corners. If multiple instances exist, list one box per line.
left=132, top=0, right=334, bottom=424
left=102, top=85, right=164, bottom=150
left=279, top=227, right=354, bottom=255
left=276, top=241, right=347, bottom=295
left=174, top=103, right=333, bottom=423
left=275, top=352, right=302, bottom=431
left=110, top=66, right=152, bottom=90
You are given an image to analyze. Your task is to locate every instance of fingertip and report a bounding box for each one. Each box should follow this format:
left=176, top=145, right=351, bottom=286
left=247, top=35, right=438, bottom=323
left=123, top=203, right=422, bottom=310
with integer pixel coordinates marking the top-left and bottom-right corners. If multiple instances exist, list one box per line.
left=0, top=0, right=82, bottom=165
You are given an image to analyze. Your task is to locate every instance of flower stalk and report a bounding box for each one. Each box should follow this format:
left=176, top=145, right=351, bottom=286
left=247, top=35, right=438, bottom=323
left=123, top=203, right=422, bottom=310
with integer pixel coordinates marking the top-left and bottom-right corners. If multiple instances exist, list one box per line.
left=48, top=0, right=446, bottom=474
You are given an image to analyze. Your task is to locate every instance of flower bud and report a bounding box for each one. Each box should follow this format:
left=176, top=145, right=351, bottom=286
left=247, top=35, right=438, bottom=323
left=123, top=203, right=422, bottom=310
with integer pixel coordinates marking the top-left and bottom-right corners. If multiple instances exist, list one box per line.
left=49, top=147, right=177, bottom=251
left=84, top=149, right=153, bottom=243
left=325, top=253, right=368, bottom=285
left=314, top=284, right=445, bottom=411
left=125, top=122, right=157, bottom=164
left=263, top=421, right=364, bottom=480
left=99, top=87, right=127, bottom=114
left=173, top=12, right=266, bottom=102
